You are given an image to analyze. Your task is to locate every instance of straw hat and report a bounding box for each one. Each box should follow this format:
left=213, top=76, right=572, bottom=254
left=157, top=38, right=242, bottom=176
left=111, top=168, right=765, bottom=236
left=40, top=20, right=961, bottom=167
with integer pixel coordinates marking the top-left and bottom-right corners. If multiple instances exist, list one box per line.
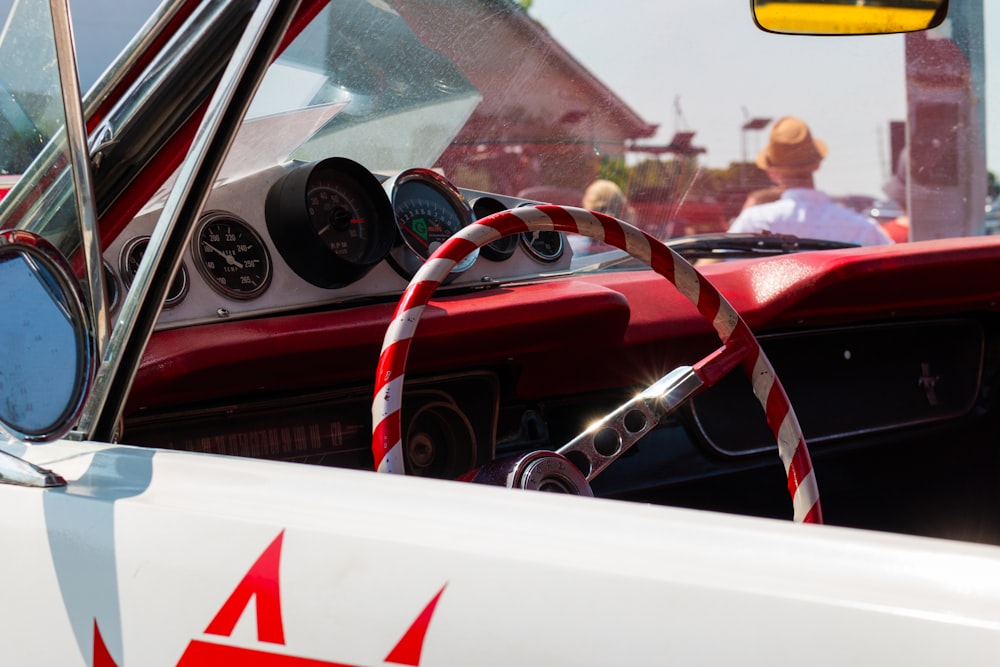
left=756, top=116, right=827, bottom=172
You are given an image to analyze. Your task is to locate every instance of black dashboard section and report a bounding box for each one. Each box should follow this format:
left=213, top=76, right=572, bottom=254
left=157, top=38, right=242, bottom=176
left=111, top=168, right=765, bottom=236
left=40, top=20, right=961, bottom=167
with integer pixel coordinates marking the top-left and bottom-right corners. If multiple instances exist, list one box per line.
left=124, top=316, right=991, bottom=504
left=266, top=157, right=395, bottom=288
left=690, top=319, right=985, bottom=455
left=125, top=372, right=499, bottom=477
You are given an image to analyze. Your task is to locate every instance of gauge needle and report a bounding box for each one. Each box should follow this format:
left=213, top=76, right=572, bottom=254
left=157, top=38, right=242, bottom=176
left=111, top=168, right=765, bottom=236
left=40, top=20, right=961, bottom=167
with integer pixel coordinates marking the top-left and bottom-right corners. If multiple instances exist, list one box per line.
left=401, top=224, right=432, bottom=247
left=204, top=241, right=243, bottom=268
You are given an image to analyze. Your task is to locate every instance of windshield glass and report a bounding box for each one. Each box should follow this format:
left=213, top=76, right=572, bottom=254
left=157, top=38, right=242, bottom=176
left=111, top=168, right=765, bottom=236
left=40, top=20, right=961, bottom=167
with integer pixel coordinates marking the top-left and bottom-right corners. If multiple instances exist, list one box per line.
left=0, top=0, right=80, bottom=257
left=1, top=0, right=996, bottom=269
left=239, top=0, right=995, bottom=260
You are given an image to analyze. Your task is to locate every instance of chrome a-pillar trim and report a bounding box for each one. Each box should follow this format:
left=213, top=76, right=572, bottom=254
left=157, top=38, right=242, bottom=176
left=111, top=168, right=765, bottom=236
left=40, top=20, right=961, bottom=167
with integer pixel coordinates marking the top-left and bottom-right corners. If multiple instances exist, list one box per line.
left=49, top=0, right=108, bottom=361
left=81, top=0, right=303, bottom=440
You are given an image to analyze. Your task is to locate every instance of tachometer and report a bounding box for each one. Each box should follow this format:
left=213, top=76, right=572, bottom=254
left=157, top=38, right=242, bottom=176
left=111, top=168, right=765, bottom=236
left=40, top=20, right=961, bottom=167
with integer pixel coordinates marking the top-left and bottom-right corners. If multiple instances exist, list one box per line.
left=194, top=212, right=272, bottom=300
left=266, top=157, right=395, bottom=288
left=385, top=168, right=478, bottom=279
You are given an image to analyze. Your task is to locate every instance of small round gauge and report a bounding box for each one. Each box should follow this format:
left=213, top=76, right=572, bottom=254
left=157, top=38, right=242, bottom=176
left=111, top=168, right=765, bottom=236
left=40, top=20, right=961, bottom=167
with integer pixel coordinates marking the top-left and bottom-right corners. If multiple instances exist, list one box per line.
left=266, top=157, right=394, bottom=288
left=386, top=168, right=478, bottom=279
left=471, top=196, right=518, bottom=262
left=119, top=236, right=188, bottom=308
left=194, top=212, right=272, bottom=300
left=521, top=229, right=565, bottom=263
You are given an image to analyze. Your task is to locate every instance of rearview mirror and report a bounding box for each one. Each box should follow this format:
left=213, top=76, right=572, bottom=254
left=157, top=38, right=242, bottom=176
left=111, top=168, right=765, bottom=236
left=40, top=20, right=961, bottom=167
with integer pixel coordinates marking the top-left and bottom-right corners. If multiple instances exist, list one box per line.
left=0, top=231, right=94, bottom=442
left=752, top=0, right=948, bottom=35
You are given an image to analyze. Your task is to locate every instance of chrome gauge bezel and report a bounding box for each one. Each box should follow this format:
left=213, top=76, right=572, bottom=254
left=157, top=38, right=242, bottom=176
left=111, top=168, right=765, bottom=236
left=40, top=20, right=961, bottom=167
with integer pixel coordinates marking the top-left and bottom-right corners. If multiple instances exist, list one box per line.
left=103, top=260, right=120, bottom=313
left=520, top=229, right=565, bottom=263
left=471, top=196, right=519, bottom=262
left=119, top=235, right=189, bottom=308
left=385, top=168, right=479, bottom=280
left=193, top=211, right=273, bottom=300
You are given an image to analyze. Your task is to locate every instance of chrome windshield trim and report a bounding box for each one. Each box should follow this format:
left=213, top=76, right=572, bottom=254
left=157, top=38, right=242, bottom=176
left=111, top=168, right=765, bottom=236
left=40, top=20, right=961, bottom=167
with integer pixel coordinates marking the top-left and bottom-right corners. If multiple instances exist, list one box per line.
left=49, top=0, right=108, bottom=359
left=85, top=0, right=238, bottom=166
left=80, top=0, right=301, bottom=438
left=81, top=0, right=187, bottom=119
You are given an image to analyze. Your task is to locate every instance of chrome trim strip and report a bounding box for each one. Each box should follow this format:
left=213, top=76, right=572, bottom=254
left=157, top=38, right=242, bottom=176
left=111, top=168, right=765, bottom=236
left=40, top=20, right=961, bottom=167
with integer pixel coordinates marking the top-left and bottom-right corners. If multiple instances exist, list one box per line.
left=85, top=0, right=238, bottom=165
left=49, top=0, right=108, bottom=360
left=0, top=448, right=66, bottom=488
left=81, top=0, right=187, bottom=118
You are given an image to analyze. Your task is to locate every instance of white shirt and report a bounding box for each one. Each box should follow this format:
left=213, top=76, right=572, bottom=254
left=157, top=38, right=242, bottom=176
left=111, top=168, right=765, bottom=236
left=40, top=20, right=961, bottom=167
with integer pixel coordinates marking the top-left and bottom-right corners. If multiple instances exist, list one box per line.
left=728, top=188, right=893, bottom=246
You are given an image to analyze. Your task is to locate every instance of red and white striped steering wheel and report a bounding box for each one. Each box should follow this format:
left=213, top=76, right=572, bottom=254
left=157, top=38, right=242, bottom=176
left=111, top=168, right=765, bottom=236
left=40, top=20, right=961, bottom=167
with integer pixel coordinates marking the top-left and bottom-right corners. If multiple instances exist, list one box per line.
left=372, top=205, right=822, bottom=524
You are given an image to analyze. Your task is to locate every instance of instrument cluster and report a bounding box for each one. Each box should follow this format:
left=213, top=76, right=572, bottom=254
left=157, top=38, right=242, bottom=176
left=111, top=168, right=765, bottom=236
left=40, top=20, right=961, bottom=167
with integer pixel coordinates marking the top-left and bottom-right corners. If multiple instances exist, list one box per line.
left=105, top=157, right=573, bottom=330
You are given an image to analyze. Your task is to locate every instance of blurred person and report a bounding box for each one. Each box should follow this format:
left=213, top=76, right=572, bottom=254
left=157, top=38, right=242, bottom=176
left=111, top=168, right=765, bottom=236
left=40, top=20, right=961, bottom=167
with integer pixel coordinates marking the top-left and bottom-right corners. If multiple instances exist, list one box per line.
left=741, top=185, right=784, bottom=211
left=728, top=117, right=892, bottom=246
left=582, top=179, right=633, bottom=220
left=578, top=179, right=634, bottom=254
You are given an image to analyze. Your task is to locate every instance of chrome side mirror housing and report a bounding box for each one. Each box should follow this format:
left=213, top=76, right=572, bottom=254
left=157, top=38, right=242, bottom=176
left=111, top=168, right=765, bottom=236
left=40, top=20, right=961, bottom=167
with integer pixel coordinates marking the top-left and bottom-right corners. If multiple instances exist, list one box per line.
left=0, top=230, right=94, bottom=443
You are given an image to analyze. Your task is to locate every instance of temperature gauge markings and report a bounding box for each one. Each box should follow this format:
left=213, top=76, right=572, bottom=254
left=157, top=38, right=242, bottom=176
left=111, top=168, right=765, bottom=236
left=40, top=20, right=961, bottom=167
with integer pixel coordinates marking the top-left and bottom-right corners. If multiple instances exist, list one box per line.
left=194, top=213, right=272, bottom=300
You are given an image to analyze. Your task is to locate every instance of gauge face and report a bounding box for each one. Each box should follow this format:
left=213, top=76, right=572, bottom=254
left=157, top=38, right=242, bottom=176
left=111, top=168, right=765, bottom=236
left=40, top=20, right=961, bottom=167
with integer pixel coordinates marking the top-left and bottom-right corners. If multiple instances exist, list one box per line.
left=195, top=213, right=271, bottom=300
left=307, top=172, right=384, bottom=265
left=387, top=169, right=478, bottom=279
left=119, top=236, right=188, bottom=307
left=395, top=180, right=466, bottom=258
left=521, top=230, right=565, bottom=262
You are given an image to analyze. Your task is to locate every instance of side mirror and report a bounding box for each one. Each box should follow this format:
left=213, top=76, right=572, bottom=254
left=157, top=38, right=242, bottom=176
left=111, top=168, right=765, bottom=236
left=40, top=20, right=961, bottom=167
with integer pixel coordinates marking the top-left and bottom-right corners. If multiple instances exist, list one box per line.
left=0, top=230, right=94, bottom=443
left=752, top=0, right=948, bottom=35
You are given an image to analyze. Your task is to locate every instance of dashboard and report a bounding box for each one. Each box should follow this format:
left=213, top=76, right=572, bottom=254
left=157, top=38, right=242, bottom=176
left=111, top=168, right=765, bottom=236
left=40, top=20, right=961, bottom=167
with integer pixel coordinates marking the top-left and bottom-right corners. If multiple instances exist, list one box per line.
left=104, top=157, right=574, bottom=330
left=113, top=153, right=1000, bottom=537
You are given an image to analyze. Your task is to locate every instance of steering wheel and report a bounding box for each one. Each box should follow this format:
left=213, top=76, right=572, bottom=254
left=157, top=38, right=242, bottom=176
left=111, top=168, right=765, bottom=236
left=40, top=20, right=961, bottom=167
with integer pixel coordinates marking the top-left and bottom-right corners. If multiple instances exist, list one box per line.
left=372, top=205, right=822, bottom=524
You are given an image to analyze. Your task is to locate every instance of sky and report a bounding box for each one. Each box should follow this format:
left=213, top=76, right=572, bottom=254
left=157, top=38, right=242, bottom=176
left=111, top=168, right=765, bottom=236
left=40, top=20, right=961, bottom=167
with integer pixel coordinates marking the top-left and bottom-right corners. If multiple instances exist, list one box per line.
left=530, top=0, right=998, bottom=200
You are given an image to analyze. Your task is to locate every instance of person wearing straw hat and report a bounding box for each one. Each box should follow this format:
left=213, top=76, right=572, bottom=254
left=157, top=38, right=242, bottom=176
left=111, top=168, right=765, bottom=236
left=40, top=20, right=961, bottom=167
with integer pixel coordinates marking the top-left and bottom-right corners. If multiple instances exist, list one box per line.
left=728, top=116, right=892, bottom=246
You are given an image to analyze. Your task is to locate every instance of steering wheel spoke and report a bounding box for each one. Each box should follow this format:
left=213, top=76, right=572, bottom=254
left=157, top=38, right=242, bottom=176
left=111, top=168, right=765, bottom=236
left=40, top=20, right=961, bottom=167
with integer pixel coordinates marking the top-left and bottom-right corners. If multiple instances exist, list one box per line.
left=558, top=337, right=752, bottom=481
left=557, top=366, right=702, bottom=481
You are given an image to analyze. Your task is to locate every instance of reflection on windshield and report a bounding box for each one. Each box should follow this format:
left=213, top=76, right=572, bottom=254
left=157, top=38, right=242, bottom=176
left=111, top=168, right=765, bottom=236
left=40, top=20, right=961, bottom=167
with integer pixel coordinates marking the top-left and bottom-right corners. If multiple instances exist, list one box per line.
left=0, top=0, right=79, bottom=258
left=252, top=0, right=481, bottom=172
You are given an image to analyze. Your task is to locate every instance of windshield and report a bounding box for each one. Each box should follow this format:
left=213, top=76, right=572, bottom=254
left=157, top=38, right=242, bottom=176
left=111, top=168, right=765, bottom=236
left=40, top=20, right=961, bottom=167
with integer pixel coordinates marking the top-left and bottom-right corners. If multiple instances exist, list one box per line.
left=0, top=0, right=78, bottom=255
left=0, top=0, right=997, bottom=267
left=230, top=0, right=994, bottom=261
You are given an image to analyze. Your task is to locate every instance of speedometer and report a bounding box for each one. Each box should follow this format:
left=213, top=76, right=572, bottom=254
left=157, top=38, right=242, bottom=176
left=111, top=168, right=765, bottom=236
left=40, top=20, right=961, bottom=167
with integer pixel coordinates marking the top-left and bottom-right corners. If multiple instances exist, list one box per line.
left=385, top=168, right=478, bottom=280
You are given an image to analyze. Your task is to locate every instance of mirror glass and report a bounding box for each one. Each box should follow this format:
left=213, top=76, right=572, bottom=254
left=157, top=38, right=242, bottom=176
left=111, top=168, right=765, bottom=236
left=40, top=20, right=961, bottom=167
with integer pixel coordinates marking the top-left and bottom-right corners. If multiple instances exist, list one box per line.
left=0, top=237, right=91, bottom=441
left=752, top=0, right=947, bottom=35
